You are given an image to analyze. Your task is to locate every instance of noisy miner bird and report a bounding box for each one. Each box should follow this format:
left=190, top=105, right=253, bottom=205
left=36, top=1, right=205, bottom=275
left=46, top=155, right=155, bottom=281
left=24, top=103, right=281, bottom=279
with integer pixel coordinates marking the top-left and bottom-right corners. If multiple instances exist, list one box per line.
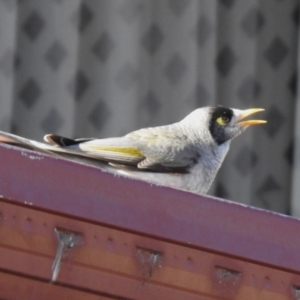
left=0, top=106, right=266, bottom=195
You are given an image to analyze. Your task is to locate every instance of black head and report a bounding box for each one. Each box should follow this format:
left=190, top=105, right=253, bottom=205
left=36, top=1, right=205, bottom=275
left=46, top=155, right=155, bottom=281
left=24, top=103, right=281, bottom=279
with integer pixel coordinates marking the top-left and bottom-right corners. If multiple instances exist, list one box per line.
left=209, top=106, right=235, bottom=145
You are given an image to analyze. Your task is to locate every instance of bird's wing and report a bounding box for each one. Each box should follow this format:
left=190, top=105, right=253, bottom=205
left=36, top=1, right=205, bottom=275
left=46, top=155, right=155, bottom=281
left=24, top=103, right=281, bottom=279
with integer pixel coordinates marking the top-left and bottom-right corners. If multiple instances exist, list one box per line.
left=0, top=128, right=200, bottom=173
left=45, top=134, right=145, bottom=165
left=0, top=131, right=144, bottom=164
left=127, top=126, right=200, bottom=169
left=72, top=126, right=200, bottom=172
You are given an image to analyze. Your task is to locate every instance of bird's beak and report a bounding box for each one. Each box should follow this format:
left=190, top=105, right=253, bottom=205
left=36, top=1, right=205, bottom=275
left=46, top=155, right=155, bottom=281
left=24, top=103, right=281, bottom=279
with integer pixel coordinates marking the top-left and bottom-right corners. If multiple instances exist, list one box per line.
left=235, top=108, right=267, bottom=127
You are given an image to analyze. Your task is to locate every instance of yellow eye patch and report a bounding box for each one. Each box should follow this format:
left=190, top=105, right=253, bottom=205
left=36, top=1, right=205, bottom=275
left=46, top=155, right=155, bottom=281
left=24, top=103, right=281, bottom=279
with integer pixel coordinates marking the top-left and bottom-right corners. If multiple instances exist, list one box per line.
left=216, top=116, right=230, bottom=126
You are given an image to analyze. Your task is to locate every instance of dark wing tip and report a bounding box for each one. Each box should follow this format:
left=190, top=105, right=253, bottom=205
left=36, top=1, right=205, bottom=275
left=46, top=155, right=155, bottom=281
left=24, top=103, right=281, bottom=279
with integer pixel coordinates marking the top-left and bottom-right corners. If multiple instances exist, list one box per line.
left=44, top=134, right=78, bottom=147
left=44, top=134, right=95, bottom=147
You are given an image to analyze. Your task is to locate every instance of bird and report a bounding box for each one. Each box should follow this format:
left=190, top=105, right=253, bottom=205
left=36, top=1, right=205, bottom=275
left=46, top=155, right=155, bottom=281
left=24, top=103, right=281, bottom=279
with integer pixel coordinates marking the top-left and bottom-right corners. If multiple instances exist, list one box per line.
left=0, top=106, right=266, bottom=195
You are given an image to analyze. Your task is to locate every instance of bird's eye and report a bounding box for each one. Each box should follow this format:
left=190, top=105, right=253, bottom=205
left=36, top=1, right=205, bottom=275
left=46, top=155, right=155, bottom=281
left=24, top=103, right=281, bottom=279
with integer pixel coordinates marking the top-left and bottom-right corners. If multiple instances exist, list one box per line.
left=222, top=116, right=230, bottom=123
left=216, top=116, right=230, bottom=126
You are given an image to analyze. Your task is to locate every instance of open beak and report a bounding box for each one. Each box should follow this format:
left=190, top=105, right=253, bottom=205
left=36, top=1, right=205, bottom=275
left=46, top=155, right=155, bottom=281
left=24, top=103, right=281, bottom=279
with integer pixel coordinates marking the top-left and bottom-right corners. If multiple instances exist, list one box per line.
left=235, top=108, right=267, bottom=127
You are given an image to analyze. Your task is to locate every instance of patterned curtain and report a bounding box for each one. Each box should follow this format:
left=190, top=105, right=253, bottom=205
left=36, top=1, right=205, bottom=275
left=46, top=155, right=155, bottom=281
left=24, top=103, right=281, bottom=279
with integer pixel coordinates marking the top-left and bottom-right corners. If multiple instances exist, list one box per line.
left=0, top=0, right=299, bottom=214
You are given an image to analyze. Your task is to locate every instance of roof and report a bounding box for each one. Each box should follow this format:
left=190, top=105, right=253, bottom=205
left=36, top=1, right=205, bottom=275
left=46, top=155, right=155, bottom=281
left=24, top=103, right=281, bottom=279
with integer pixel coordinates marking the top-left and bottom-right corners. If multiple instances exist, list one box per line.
left=0, top=143, right=299, bottom=299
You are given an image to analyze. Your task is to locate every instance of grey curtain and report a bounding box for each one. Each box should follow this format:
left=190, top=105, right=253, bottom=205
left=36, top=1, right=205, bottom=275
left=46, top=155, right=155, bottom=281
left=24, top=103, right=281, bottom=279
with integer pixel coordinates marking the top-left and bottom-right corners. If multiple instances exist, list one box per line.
left=0, top=0, right=299, bottom=214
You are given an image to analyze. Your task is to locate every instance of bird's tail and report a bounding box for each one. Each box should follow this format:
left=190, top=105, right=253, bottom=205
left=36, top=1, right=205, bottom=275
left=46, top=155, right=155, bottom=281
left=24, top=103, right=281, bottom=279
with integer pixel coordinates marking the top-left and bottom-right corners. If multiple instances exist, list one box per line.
left=0, top=130, right=110, bottom=169
left=0, top=130, right=59, bottom=154
left=0, top=131, right=87, bottom=158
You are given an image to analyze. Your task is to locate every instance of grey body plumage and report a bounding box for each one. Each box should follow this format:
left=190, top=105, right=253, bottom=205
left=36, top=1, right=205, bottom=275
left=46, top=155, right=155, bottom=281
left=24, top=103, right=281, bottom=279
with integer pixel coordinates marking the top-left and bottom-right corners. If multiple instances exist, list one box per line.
left=0, top=106, right=266, bottom=195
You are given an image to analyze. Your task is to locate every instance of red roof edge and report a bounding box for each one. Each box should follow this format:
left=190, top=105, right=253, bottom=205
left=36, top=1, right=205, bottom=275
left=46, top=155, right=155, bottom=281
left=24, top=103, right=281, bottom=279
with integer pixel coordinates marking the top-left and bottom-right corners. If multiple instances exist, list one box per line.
left=0, top=143, right=299, bottom=275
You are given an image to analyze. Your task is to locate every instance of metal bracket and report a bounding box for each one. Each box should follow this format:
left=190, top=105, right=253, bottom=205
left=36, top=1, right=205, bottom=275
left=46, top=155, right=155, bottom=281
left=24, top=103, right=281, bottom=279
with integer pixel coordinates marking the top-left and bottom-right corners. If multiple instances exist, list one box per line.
left=213, top=266, right=242, bottom=298
left=51, top=228, right=81, bottom=282
left=136, top=247, right=163, bottom=281
left=292, top=285, right=300, bottom=299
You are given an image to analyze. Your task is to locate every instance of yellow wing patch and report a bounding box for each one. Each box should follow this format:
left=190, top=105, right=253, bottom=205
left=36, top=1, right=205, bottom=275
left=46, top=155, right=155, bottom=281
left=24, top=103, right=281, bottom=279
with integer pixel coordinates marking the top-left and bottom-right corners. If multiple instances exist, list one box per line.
left=87, top=146, right=144, bottom=157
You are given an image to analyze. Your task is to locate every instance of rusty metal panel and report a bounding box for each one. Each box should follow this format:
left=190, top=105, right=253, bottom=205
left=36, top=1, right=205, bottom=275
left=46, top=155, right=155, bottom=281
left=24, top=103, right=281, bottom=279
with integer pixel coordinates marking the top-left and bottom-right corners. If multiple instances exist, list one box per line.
left=0, top=143, right=300, bottom=299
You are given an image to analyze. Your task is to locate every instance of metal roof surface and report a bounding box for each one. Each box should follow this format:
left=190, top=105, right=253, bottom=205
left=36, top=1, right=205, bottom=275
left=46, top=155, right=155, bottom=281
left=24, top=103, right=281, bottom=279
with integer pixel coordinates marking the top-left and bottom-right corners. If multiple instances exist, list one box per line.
left=0, top=143, right=299, bottom=299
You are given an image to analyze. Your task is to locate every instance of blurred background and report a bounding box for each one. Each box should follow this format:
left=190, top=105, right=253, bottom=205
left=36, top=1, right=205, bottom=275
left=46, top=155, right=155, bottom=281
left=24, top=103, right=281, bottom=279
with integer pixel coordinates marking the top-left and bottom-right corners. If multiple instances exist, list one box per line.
left=0, top=0, right=299, bottom=215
